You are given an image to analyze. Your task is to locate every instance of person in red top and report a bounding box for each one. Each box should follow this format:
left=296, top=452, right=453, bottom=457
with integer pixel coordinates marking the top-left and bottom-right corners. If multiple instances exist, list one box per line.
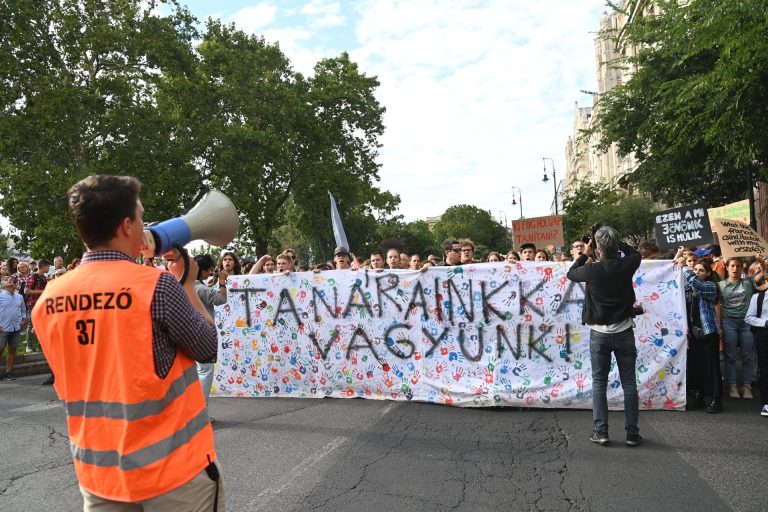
left=24, top=259, right=49, bottom=352
left=32, top=175, right=224, bottom=511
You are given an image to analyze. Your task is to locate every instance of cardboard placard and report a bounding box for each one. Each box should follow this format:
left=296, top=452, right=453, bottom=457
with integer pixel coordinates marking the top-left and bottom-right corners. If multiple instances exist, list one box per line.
left=710, top=218, right=768, bottom=259
left=511, top=215, right=564, bottom=248
left=653, top=203, right=713, bottom=250
left=707, top=200, right=751, bottom=233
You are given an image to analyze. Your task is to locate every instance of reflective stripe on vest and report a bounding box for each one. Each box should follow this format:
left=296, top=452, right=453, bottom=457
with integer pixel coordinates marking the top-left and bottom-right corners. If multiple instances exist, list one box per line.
left=65, top=364, right=199, bottom=420
left=70, top=408, right=210, bottom=470
left=32, top=261, right=216, bottom=502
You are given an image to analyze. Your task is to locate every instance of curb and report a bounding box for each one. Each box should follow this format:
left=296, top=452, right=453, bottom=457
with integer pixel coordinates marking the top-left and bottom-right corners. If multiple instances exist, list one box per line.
left=1, top=352, right=51, bottom=377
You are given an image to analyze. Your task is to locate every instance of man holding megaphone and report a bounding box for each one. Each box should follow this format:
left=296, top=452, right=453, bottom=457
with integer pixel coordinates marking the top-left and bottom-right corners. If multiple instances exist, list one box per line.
left=32, top=176, right=227, bottom=511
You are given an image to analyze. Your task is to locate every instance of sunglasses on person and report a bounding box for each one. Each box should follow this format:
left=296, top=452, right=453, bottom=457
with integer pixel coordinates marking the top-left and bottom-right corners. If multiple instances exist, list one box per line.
left=448, top=248, right=461, bottom=253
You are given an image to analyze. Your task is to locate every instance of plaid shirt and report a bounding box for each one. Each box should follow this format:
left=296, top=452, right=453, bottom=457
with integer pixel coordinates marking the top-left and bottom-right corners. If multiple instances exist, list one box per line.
left=79, top=250, right=217, bottom=379
left=682, top=267, right=719, bottom=336
left=25, top=272, right=48, bottom=309
left=10, top=272, right=29, bottom=293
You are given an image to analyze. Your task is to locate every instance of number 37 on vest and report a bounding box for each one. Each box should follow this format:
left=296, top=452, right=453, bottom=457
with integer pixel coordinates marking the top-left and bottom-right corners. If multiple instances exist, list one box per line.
left=75, top=319, right=96, bottom=345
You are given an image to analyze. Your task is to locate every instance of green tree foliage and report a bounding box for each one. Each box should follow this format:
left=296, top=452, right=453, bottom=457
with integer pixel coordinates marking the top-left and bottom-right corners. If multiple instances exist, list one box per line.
left=562, top=180, right=654, bottom=245
left=0, top=228, right=8, bottom=260
left=158, top=20, right=397, bottom=258
left=586, top=0, right=768, bottom=207
left=0, top=2, right=397, bottom=261
left=0, top=0, right=200, bottom=258
left=375, top=218, right=440, bottom=257
left=433, top=205, right=508, bottom=252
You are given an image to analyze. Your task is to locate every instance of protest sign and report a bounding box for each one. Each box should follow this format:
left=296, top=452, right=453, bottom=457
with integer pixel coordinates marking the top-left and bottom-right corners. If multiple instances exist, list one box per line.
left=212, top=261, right=686, bottom=411
left=708, top=200, right=751, bottom=233
left=710, top=218, right=768, bottom=259
left=512, top=215, right=564, bottom=248
left=653, top=204, right=713, bottom=250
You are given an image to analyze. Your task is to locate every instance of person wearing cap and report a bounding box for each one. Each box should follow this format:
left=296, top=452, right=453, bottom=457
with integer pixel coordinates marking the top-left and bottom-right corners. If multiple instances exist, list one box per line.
left=334, top=246, right=351, bottom=270
left=0, top=277, right=27, bottom=380
left=708, top=245, right=725, bottom=279
left=694, top=247, right=712, bottom=259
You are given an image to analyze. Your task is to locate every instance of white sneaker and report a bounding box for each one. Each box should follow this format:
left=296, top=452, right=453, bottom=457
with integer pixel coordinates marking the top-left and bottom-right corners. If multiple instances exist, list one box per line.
left=25, top=345, right=34, bottom=353
left=743, top=386, right=754, bottom=400
left=761, top=405, right=768, bottom=417
left=729, top=385, right=740, bottom=399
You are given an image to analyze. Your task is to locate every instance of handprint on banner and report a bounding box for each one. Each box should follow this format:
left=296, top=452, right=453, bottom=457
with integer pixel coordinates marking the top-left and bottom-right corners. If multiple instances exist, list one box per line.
left=644, top=291, right=660, bottom=302
left=663, top=360, right=680, bottom=376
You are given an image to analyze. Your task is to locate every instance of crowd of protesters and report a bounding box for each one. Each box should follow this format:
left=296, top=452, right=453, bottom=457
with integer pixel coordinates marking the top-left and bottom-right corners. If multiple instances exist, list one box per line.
left=2, top=234, right=767, bottom=418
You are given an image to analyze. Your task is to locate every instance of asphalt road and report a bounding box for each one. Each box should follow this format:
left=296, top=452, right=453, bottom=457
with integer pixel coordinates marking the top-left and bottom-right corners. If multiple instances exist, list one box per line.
left=1, top=375, right=766, bottom=512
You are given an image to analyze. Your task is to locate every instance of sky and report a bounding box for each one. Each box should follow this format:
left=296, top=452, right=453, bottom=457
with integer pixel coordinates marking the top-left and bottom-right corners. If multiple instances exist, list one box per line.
left=4, top=0, right=612, bottom=252
left=168, top=0, right=608, bottom=226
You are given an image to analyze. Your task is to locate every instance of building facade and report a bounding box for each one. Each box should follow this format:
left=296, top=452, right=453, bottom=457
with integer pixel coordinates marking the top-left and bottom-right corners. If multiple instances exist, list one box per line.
left=564, top=1, right=659, bottom=192
left=565, top=0, right=768, bottom=239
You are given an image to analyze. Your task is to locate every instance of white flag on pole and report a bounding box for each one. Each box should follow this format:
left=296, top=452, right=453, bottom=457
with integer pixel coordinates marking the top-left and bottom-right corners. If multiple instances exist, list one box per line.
left=329, top=192, right=349, bottom=250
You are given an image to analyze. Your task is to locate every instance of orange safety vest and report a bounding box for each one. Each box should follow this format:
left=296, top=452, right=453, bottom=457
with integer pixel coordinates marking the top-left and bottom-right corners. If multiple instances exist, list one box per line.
left=32, top=260, right=216, bottom=502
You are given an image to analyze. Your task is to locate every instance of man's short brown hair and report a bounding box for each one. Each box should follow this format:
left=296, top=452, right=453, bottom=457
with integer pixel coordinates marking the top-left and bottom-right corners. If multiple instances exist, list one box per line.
left=68, top=175, right=142, bottom=248
left=459, top=238, right=475, bottom=251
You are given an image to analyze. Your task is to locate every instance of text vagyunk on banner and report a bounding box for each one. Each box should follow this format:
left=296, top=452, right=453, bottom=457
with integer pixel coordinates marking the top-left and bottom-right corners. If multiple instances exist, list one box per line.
left=212, top=261, right=686, bottom=410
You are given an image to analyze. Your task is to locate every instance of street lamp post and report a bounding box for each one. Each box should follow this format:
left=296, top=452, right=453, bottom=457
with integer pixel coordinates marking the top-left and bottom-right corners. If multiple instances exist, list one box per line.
left=510, top=186, right=523, bottom=218
left=542, top=157, right=559, bottom=215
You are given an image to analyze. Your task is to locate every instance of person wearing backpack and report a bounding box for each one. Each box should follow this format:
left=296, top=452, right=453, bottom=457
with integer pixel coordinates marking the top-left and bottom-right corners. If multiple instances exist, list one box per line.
left=744, top=263, right=768, bottom=416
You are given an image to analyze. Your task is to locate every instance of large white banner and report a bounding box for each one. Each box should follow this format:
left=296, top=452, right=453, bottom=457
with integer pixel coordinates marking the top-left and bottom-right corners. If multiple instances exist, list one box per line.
left=212, top=261, right=686, bottom=410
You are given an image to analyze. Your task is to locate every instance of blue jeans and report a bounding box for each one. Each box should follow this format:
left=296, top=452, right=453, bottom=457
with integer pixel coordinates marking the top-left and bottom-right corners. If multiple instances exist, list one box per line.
left=590, top=328, right=639, bottom=435
left=722, top=317, right=754, bottom=386
left=196, top=363, right=214, bottom=406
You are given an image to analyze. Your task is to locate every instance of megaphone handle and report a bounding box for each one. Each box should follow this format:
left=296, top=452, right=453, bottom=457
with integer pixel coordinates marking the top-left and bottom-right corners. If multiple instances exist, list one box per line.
left=172, top=243, right=190, bottom=285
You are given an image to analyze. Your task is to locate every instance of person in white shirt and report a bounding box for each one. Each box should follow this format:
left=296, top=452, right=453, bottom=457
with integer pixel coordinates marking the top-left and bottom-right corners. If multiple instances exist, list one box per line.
left=743, top=263, right=768, bottom=417
left=0, top=277, right=27, bottom=380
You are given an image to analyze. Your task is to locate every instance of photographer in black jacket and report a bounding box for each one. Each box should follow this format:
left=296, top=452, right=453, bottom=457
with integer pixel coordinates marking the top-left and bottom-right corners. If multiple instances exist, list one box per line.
left=566, top=225, right=642, bottom=447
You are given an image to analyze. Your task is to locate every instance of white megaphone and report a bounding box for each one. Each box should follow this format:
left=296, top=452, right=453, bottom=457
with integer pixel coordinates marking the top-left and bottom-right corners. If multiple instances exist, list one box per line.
left=141, top=189, right=239, bottom=259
